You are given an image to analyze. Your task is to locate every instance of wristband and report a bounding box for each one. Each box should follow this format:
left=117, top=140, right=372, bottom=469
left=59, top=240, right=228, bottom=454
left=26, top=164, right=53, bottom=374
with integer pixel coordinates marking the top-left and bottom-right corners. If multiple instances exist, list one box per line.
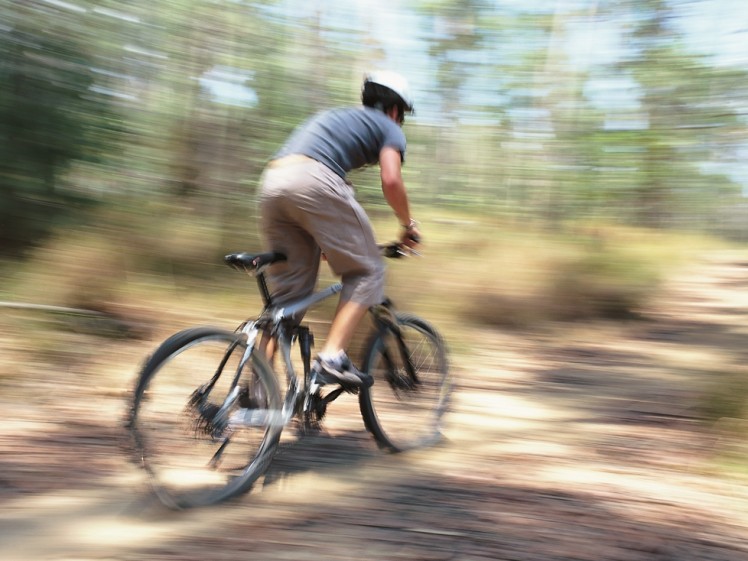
left=402, top=218, right=418, bottom=231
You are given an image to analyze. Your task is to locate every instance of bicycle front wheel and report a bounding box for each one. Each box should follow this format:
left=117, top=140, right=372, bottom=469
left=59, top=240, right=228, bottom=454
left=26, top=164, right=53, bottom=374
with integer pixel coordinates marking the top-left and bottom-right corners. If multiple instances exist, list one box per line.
left=129, top=327, right=283, bottom=509
left=359, top=313, right=451, bottom=452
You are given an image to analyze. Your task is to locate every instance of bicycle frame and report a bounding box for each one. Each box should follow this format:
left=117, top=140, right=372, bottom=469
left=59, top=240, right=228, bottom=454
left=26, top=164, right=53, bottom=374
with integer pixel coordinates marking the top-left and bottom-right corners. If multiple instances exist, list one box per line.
left=216, top=251, right=419, bottom=429
left=218, top=279, right=344, bottom=428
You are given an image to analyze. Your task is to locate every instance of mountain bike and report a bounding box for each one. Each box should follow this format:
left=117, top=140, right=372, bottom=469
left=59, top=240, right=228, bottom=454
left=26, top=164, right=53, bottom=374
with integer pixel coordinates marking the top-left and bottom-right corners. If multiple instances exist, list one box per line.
left=126, top=244, right=451, bottom=509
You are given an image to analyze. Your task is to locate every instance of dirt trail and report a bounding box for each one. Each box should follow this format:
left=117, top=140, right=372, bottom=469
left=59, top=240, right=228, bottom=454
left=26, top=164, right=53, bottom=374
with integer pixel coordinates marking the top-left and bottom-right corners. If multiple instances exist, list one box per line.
left=1, top=252, right=748, bottom=560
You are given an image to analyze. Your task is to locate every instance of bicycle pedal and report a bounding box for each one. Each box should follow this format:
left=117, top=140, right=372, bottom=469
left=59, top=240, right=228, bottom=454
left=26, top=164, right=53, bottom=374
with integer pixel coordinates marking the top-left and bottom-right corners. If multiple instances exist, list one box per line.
left=318, top=379, right=359, bottom=395
left=314, top=373, right=366, bottom=395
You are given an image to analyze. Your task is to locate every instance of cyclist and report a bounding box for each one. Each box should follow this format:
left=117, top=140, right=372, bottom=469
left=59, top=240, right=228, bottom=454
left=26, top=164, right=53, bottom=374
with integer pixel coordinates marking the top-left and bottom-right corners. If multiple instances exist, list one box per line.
left=259, top=71, right=420, bottom=390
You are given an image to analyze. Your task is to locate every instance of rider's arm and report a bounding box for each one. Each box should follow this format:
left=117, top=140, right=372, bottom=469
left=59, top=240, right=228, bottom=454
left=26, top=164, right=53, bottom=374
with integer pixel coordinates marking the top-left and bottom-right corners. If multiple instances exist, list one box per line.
left=380, top=147, right=420, bottom=245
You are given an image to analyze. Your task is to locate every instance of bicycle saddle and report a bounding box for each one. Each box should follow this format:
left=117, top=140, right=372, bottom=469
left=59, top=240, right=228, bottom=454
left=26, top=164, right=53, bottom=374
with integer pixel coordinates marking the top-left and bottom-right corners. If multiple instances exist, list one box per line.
left=224, top=251, right=287, bottom=272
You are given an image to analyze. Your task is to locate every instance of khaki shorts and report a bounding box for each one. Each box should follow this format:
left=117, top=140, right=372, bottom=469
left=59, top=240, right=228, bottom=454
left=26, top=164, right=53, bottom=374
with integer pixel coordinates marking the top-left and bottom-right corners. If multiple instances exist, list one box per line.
left=259, top=159, right=385, bottom=308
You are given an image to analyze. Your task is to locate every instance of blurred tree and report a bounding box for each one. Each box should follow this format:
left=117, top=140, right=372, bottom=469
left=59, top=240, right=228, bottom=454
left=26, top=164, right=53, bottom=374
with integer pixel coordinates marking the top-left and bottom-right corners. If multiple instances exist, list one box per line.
left=415, top=0, right=505, bottom=208
left=0, top=9, right=118, bottom=256
left=413, top=0, right=747, bottom=234
left=596, top=0, right=748, bottom=229
left=3, top=0, right=747, bottom=263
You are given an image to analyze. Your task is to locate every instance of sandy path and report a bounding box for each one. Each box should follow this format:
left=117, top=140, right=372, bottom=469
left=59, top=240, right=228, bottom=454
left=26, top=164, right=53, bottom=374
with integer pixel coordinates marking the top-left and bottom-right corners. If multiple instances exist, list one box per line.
left=1, top=253, right=747, bottom=560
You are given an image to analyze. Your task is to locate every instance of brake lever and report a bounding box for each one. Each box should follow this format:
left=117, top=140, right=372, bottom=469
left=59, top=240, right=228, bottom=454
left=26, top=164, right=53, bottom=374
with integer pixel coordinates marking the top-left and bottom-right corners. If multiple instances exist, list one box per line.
left=401, top=247, right=421, bottom=257
left=381, top=243, right=420, bottom=258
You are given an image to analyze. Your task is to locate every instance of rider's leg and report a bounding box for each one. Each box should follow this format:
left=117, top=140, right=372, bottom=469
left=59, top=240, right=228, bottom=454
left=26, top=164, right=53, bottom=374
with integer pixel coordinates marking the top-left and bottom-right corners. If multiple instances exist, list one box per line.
left=320, top=299, right=368, bottom=356
left=313, top=289, right=377, bottom=388
left=314, top=297, right=372, bottom=387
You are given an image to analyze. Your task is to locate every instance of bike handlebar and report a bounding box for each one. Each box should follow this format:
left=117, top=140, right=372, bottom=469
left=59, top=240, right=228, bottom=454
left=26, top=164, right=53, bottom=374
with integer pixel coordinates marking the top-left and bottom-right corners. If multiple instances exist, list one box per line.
left=379, top=242, right=420, bottom=259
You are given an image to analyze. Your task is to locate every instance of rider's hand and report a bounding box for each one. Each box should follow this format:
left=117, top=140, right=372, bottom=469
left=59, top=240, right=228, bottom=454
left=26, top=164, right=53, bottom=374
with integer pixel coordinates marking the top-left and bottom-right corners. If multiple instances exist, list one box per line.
left=399, top=224, right=421, bottom=250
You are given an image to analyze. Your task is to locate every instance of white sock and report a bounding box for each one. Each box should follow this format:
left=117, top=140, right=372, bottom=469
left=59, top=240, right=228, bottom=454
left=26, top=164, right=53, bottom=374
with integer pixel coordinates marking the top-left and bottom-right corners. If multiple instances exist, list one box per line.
left=318, top=350, right=345, bottom=364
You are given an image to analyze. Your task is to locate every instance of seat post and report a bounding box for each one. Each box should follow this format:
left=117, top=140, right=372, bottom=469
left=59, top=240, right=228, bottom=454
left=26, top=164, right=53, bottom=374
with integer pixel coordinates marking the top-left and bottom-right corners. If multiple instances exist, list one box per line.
left=256, top=272, right=273, bottom=308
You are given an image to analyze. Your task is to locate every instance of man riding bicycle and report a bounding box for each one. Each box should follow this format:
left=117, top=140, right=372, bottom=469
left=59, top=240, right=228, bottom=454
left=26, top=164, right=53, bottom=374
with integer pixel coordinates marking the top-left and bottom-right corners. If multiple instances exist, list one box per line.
left=259, top=71, right=420, bottom=390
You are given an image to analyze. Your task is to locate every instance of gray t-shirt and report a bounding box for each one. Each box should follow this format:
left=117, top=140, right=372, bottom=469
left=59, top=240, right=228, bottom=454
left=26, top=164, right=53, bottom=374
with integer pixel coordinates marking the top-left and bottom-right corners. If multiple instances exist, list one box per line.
left=274, top=106, right=406, bottom=178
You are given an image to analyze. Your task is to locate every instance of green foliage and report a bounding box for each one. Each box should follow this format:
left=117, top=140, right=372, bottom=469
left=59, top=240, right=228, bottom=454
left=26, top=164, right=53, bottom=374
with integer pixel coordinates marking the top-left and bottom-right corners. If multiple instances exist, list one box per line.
left=0, top=19, right=117, bottom=255
left=599, top=0, right=747, bottom=229
left=2, top=0, right=748, bottom=261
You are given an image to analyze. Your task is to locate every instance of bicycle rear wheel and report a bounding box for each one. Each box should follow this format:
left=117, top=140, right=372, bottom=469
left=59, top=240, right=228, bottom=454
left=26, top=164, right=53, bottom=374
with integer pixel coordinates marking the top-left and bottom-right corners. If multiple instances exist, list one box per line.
left=129, top=327, right=282, bottom=508
left=359, top=313, right=451, bottom=452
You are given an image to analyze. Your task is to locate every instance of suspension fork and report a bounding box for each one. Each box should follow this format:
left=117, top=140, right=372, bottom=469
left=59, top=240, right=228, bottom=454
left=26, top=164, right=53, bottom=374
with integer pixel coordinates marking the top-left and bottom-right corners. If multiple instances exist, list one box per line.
left=370, top=300, right=419, bottom=385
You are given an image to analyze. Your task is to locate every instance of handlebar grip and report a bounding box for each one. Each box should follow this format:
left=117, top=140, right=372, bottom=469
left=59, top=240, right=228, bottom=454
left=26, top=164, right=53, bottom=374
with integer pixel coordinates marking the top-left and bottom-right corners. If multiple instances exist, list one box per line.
left=382, top=244, right=403, bottom=259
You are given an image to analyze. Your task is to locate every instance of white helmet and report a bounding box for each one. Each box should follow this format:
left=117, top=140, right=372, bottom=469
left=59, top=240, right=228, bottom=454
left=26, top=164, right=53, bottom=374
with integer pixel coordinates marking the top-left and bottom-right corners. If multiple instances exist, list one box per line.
left=363, top=71, right=415, bottom=113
